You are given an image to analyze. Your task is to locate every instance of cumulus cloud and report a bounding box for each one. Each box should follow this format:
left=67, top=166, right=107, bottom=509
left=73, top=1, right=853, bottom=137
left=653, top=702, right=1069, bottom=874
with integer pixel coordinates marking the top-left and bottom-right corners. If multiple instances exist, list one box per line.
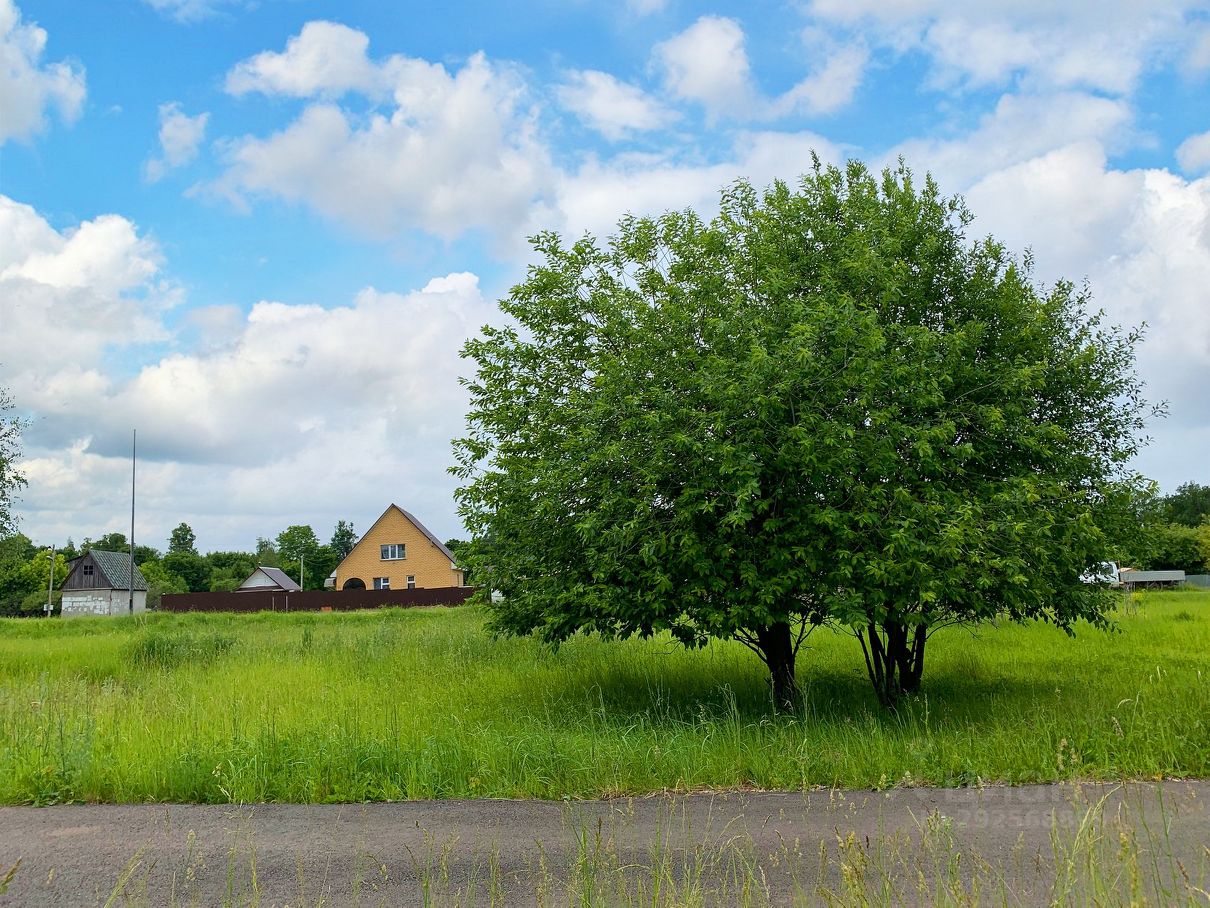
left=1176, top=128, right=1210, bottom=175
left=5, top=196, right=495, bottom=550
left=144, top=102, right=209, bottom=182
left=653, top=16, right=758, bottom=119
left=215, top=25, right=552, bottom=241
left=773, top=41, right=869, bottom=117
left=225, top=20, right=386, bottom=98
left=0, top=196, right=168, bottom=391
left=556, top=70, right=677, bottom=140
left=653, top=16, right=867, bottom=121
left=547, top=130, right=843, bottom=241
left=0, top=0, right=85, bottom=143
left=974, top=153, right=1210, bottom=484
left=887, top=91, right=1135, bottom=188
left=807, top=0, right=1195, bottom=94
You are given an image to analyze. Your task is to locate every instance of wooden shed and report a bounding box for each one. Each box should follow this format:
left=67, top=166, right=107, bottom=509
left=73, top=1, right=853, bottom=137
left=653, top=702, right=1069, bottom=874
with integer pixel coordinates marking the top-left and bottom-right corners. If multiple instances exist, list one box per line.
left=60, top=550, right=148, bottom=617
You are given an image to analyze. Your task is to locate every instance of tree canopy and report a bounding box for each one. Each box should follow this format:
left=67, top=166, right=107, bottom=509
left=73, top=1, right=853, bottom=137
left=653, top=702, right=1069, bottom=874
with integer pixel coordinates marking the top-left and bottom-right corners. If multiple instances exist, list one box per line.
left=168, top=522, right=198, bottom=556
left=1161, top=482, right=1210, bottom=528
left=0, top=388, right=26, bottom=538
left=331, top=520, right=359, bottom=561
left=454, top=159, right=1153, bottom=709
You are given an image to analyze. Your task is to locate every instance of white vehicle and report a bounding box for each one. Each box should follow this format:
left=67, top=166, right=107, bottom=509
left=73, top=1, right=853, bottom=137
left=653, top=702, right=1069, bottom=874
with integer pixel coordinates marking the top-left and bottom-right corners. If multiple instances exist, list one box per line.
left=1080, top=561, right=1121, bottom=586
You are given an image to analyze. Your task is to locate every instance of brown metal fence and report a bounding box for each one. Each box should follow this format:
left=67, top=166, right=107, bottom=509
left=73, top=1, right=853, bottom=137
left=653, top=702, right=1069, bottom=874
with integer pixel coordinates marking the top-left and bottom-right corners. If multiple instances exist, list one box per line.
left=160, top=587, right=475, bottom=613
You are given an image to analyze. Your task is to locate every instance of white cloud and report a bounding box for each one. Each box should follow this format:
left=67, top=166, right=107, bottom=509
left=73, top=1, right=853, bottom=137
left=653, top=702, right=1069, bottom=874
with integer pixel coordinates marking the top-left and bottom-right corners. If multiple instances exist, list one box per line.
left=0, top=198, right=171, bottom=423
left=216, top=26, right=552, bottom=241
left=626, top=0, right=668, bottom=15
left=971, top=150, right=1210, bottom=438
left=0, top=0, right=85, bottom=143
left=5, top=191, right=495, bottom=549
left=886, top=91, right=1134, bottom=188
left=653, top=16, right=868, bottom=121
left=774, top=42, right=869, bottom=117
left=807, top=0, right=1195, bottom=94
left=556, top=70, right=677, bottom=140
left=144, top=102, right=209, bottom=182
left=141, top=0, right=243, bottom=24
left=653, top=16, right=757, bottom=119
left=1176, top=128, right=1210, bottom=175
left=548, top=130, right=843, bottom=241
left=225, top=20, right=385, bottom=98
left=1189, top=28, right=1210, bottom=71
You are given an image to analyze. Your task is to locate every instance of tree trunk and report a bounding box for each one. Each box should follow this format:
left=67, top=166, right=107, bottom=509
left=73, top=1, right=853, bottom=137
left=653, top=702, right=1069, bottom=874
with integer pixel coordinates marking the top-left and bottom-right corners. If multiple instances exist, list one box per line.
left=756, top=621, right=799, bottom=712
left=900, top=624, right=926, bottom=694
left=857, top=619, right=928, bottom=708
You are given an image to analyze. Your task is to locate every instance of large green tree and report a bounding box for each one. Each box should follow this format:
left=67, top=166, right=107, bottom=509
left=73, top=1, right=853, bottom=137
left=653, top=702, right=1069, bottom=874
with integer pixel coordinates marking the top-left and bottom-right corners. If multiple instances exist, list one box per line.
left=205, top=550, right=257, bottom=591
left=0, top=533, right=38, bottom=615
left=1161, top=482, right=1210, bottom=528
left=162, top=551, right=210, bottom=592
left=168, top=522, right=198, bottom=556
left=0, top=388, right=26, bottom=537
left=454, top=160, right=1153, bottom=710
left=255, top=537, right=280, bottom=567
left=276, top=525, right=322, bottom=588
left=330, top=521, right=359, bottom=560
left=275, top=525, right=319, bottom=563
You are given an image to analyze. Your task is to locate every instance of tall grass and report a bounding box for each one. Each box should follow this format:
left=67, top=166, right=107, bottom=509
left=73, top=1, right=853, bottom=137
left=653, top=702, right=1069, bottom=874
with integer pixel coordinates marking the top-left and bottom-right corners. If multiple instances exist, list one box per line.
left=0, top=593, right=1207, bottom=805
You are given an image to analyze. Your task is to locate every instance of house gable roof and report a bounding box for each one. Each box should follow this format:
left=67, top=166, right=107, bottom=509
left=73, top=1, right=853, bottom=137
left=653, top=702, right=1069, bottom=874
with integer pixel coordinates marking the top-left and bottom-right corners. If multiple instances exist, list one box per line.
left=238, top=566, right=302, bottom=591
left=334, top=503, right=458, bottom=574
left=394, top=505, right=457, bottom=563
left=66, top=550, right=148, bottom=591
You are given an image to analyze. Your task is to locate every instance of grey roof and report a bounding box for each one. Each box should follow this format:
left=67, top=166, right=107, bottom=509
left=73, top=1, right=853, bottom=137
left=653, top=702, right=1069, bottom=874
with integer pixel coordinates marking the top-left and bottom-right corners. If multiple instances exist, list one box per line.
left=251, top=566, right=302, bottom=591
left=86, top=550, right=148, bottom=591
left=395, top=505, right=458, bottom=563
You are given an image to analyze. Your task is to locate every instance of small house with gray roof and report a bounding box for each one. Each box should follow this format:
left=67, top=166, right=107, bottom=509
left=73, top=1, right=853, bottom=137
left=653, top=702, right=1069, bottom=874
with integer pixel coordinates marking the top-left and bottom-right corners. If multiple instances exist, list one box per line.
left=237, top=565, right=302, bottom=592
left=60, top=550, right=148, bottom=617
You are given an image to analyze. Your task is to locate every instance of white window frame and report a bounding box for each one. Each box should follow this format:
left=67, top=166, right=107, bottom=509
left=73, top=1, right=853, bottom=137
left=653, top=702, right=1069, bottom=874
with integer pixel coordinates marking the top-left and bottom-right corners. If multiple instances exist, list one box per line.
left=406, top=575, right=416, bottom=589
left=380, top=543, right=406, bottom=561
left=373, top=577, right=390, bottom=590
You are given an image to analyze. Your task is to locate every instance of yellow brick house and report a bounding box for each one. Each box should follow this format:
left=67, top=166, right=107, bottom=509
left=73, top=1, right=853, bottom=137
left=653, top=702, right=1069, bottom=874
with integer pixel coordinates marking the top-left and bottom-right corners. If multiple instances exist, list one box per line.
left=333, top=504, right=465, bottom=591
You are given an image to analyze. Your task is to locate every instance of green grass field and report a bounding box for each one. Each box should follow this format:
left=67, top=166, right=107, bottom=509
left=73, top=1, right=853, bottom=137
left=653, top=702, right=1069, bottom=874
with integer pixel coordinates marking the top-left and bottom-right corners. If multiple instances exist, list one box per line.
left=0, top=591, right=1207, bottom=805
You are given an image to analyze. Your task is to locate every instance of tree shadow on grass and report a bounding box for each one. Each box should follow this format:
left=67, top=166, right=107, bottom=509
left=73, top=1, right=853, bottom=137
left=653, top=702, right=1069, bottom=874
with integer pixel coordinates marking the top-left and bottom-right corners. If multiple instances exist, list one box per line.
left=519, top=639, right=1060, bottom=732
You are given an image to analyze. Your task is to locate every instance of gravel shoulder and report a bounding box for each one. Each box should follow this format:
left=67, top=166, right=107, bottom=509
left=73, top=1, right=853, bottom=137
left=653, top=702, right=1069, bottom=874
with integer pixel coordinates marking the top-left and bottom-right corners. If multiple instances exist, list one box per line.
left=0, top=780, right=1206, bottom=906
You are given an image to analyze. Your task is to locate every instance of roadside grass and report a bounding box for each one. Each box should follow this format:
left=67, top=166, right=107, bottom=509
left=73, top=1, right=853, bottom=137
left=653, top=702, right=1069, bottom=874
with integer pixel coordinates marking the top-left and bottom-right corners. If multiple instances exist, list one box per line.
left=0, top=591, right=1207, bottom=805
left=81, top=783, right=1210, bottom=906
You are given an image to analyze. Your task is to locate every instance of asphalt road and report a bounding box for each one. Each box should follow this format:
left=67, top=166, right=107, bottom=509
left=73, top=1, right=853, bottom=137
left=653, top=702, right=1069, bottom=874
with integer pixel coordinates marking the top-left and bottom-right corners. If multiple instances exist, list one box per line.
left=0, top=781, right=1205, bottom=906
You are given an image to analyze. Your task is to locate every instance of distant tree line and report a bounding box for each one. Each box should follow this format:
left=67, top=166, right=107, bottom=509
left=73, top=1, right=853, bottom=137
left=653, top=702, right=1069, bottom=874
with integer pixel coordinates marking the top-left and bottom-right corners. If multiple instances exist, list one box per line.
left=1113, top=482, right=1210, bottom=575
left=0, top=519, right=361, bottom=616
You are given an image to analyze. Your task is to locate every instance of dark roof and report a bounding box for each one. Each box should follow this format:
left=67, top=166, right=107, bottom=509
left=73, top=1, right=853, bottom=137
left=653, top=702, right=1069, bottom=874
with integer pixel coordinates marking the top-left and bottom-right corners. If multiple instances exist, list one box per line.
left=395, top=505, right=458, bottom=563
left=241, top=566, right=301, bottom=591
left=83, top=550, right=148, bottom=591
left=333, top=504, right=460, bottom=573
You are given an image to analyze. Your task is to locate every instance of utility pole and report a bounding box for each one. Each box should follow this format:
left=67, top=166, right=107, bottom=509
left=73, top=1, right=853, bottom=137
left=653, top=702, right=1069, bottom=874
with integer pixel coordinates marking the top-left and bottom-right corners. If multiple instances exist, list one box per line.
left=129, top=429, right=136, bottom=615
left=45, top=545, right=55, bottom=616
left=300, top=551, right=305, bottom=590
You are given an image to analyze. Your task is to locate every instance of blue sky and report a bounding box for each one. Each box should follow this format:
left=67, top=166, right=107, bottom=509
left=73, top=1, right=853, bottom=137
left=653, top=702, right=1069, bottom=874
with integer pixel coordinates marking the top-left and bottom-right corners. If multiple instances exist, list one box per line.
left=2, top=0, right=1209, bottom=554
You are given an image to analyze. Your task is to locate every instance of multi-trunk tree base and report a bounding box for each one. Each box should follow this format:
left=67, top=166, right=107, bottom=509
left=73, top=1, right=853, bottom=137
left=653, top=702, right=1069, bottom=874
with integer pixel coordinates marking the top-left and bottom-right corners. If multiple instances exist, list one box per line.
left=857, top=620, right=927, bottom=708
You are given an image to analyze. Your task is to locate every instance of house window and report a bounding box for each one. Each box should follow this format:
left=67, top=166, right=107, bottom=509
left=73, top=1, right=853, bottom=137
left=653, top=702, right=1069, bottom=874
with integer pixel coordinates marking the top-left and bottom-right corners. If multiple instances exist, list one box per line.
left=83, top=564, right=94, bottom=578
left=373, top=577, right=390, bottom=590
left=380, top=544, right=406, bottom=560
left=406, top=575, right=416, bottom=589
